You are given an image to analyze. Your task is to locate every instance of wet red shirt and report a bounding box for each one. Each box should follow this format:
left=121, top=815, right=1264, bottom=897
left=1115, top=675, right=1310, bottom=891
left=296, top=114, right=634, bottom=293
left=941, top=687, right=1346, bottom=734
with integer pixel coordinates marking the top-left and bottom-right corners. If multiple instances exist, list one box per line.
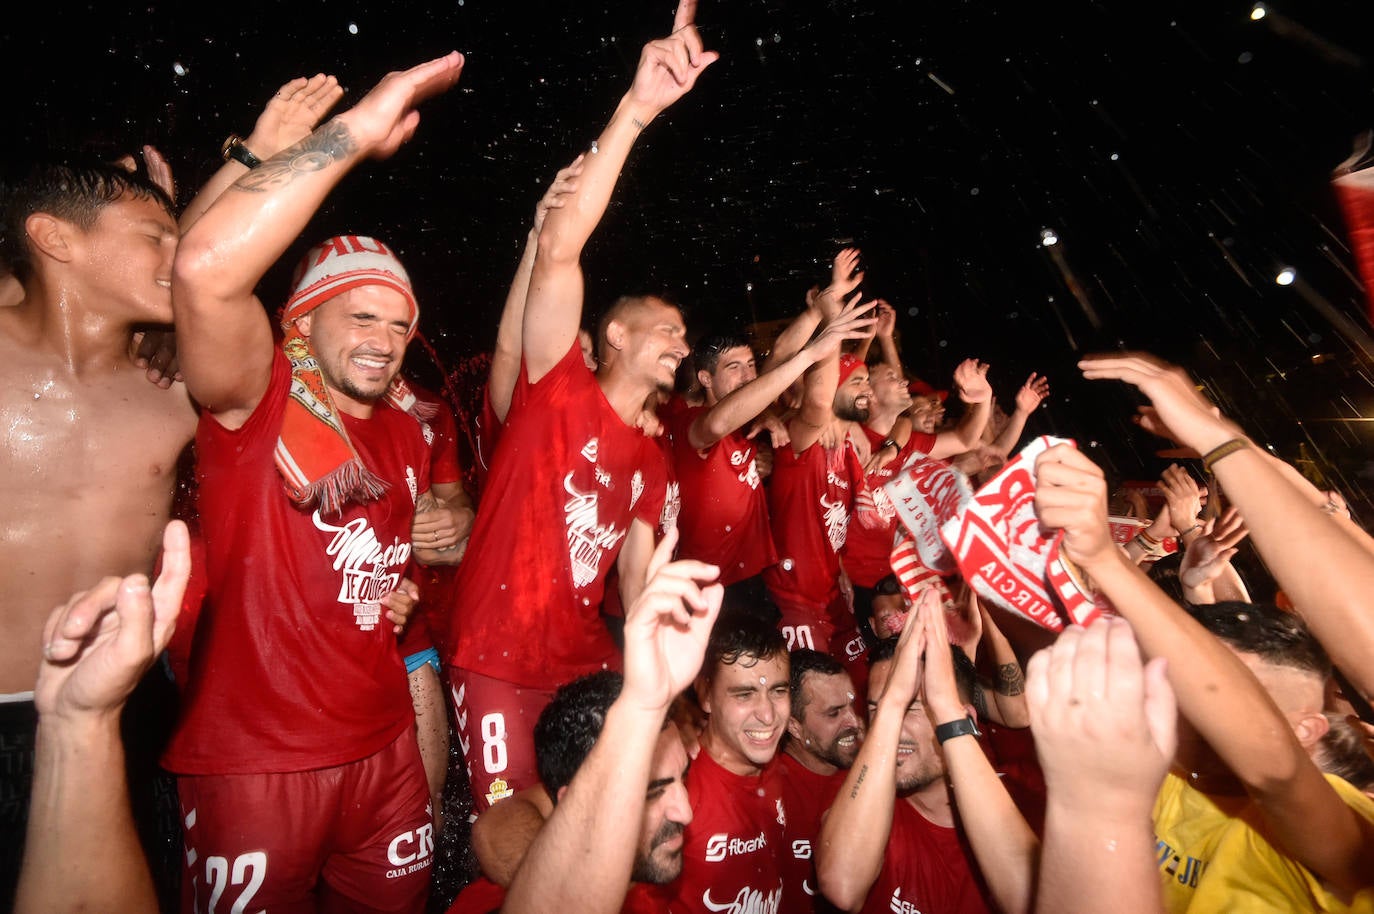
left=164, top=350, right=428, bottom=774
left=662, top=397, right=777, bottom=584
left=777, top=752, right=845, bottom=914
left=764, top=441, right=864, bottom=611
left=860, top=797, right=992, bottom=914
left=449, top=344, right=669, bottom=687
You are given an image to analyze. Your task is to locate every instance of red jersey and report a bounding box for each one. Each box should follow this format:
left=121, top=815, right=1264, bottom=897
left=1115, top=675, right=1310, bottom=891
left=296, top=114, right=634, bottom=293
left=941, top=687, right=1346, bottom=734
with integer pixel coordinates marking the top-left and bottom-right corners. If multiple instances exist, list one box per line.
left=764, top=441, right=864, bottom=611
left=842, top=429, right=938, bottom=588
left=777, top=753, right=844, bottom=914
left=471, top=385, right=502, bottom=500
left=861, top=798, right=992, bottom=914
left=164, top=350, right=428, bottom=775
left=450, top=344, right=670, bottom=687
left=657, top=750, right=788, bottom=914
left=662, top=397, right=777, bottom=585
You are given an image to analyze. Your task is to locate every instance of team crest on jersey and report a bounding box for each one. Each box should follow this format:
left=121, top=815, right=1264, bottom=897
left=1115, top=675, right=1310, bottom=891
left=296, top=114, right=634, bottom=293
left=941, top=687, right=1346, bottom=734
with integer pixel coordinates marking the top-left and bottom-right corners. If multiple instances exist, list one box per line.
left=419, top=420, right=435, bottom=447
left=405, top=466, right=418, bottom=503
left=630, top=470, right=644, bottom=509
left=485, top=778, right=514, bottom=806
left=312, top=511, right=412, bottom=630
left=775, top=798, right=786, bottom=828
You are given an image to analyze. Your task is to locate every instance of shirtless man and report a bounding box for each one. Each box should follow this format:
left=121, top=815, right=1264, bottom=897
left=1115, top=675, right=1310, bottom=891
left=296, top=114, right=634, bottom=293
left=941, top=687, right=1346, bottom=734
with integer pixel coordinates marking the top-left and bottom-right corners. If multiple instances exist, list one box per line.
left=0, top=75, right=357, bottom=908
left=0, top=156, right=193, bottom=905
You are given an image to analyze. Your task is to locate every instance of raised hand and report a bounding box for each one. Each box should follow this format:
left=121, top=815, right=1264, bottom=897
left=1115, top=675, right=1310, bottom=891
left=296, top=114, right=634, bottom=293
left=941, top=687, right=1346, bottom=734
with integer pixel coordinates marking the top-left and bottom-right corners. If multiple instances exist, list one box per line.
left=340, top=52, right=465, bottom=159
left=621, top=528, right=723, bottom=714
left=37, top=521, right=190, bottom=722
left=1158, top=464, right=1205, bottom=536
left=1014, top=372, right=1050, bottom=413
left=874, top=299, right=897, bottom=338
left=626, top=0, right=719, bottom=118
left=1034, top=444, right=1117, bottom=570
left=745, top=410, right=790, bottom=450
left=953, top=358, right=993, bottom=404
left=918, top=587, right=968, bottom=724
left=1025, top=617, right=1176, bottom=817
left=533, top=154, right=586, bottom=236
left=1179, top=507, right=1249, bottom=590
left=246, top=73, right=346, bottom=157
left=142, top=145, right=176, bottom=201
left=130, top=328, right=181, bottom=388
left=1079, top=352, right=1243, bottom=455
left=822, top=248, right=865, bottom=310
left=877, top=589, right=928, bottom=709
left=807, top=294, right=879, bottom=361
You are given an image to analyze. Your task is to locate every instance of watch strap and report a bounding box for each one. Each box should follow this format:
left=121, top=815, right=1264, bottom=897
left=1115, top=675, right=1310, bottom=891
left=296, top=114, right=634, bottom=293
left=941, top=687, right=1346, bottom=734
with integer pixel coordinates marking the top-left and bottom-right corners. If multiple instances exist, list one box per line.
left=934, top=715, right=980, bottom=745
left=221, top=135, right=263, bottom=169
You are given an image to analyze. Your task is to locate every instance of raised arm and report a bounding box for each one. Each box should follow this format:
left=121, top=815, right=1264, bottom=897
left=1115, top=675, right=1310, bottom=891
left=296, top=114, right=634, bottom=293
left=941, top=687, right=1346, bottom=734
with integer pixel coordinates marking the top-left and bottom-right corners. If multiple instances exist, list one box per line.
left=1080, top=352, right=1374, bottom=703
left=171, top=54, right=463, bottom=426
left=765, top=249, right=861, bottom=370
left=179, top=74, right=345, bottom=233
left=817, top=608, right=923, bottom=914
left=928, top=359, right=993, bottom=459
left=919, top=594, right=1039, bottom=914
left=1026, top=618, right=1175, bottom=914
left=990, top=373, right=1050, bottom=458
left=523, top=3, right=717, bottom=383
left=1177, top=507, right=1251, bottom=605
left=16, top=521, right=190, bottom=914
left=1034, top=441, right=1374, bottom=897
left=503, top=528, right=722, bottom=914
left=489, top=155, right=586, bottom=422
left=688, top=295, right=876, bottom=449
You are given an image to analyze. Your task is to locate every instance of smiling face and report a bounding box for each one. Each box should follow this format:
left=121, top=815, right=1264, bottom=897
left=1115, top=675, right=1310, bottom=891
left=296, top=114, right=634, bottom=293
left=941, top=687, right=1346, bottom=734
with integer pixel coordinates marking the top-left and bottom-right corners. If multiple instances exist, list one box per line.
left=870, top=363, right=913, bottom=414
left=631, top=726, right=694, bottom=884
left=834, top=366, right=873, bottom=422
left=699, top=651, right=791, bottom=776
left=611, top=297, right=690, bottom=393
left=700, top=345, right=758, bottom=403
left=295, top=284, right=413, bottom=416
left=909, top=394, right=946, bottom=433
left=787, top=670, right=864, bottom=773
left=867, top=658, right=945, bottom=794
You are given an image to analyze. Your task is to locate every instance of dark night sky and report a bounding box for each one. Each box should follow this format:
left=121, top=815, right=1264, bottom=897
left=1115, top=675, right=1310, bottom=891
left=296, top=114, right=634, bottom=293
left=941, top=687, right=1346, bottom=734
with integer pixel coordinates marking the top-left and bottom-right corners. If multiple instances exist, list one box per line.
left=6, top=0, right=1374, bottom=508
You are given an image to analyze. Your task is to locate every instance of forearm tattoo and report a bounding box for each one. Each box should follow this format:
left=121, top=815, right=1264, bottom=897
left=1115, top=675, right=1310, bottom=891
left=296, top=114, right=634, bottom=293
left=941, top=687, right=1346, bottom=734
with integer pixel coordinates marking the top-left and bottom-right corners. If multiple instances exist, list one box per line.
left=994, top=662, right=1026, bottom=697
left=236, top=121, right=357, bottom=192
left=849, top=764, right=868, bottom=799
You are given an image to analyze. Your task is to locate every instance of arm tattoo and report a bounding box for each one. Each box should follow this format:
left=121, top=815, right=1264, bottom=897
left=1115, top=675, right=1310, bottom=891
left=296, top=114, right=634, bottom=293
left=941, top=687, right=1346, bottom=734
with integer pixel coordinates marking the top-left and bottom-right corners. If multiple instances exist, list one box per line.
left=415, top=492, right=438, bottom=514
left=849, top=764, right=868, bottom=799
left=235, top=121, right=358, bottom=192
left=994, top=662, right=1026, bottom=697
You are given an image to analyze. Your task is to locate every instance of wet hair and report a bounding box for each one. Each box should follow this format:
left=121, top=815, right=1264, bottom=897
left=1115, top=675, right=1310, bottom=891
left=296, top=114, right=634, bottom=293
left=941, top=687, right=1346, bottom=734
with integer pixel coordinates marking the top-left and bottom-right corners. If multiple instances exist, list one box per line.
left=693, top=333, right=752, bottom=376
left=704, top=613, right=788, bottom=683
left=1187, top=601, right=1331, bottom=679
left=0, top=155, right=175, bottom=280
left=867, top=637, right=977, bottom=705
left=788, top=649, right=844, bottom=720
left=1314, top=712, right=1374, bottom=793
left=874, top=574, right=903, bottom=597
left=534, top=670, right=624, bottom=803
left=594, top=292, right=682, bottom=348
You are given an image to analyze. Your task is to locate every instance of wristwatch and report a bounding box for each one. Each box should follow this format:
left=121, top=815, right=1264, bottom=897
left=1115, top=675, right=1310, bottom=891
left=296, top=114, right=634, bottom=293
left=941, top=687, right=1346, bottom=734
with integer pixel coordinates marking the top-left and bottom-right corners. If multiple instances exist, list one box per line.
left=934, top=715, right=981, bottom=745
left=220, top=134, right=263, bottom=169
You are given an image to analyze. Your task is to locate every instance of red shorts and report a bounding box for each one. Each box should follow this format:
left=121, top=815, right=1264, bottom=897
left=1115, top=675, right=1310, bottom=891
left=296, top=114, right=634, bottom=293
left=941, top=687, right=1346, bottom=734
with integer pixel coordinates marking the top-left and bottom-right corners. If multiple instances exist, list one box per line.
left=177, top=732, right=432, bottom=914
left=449, top=667, right=555, bottom=815
left=772, top=591, right=869, bottom=701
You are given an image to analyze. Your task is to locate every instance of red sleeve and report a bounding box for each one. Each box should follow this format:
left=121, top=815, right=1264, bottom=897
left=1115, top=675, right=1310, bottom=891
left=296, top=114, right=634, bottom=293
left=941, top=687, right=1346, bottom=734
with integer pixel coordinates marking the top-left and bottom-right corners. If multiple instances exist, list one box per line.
left=427, top=398, right=463, bottom=486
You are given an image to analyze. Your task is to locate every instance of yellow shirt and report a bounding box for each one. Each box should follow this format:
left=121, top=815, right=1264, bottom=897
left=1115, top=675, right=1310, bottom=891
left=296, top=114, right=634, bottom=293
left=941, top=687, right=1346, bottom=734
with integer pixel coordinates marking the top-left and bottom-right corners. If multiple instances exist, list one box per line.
left=1153, top=771, right=1374, bottom=913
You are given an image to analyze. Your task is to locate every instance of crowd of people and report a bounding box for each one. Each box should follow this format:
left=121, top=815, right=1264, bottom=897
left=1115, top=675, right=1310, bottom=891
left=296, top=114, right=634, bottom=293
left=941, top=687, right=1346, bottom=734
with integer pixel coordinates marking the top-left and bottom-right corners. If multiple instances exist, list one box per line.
left=4, top=3, right=1374, bottom=913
